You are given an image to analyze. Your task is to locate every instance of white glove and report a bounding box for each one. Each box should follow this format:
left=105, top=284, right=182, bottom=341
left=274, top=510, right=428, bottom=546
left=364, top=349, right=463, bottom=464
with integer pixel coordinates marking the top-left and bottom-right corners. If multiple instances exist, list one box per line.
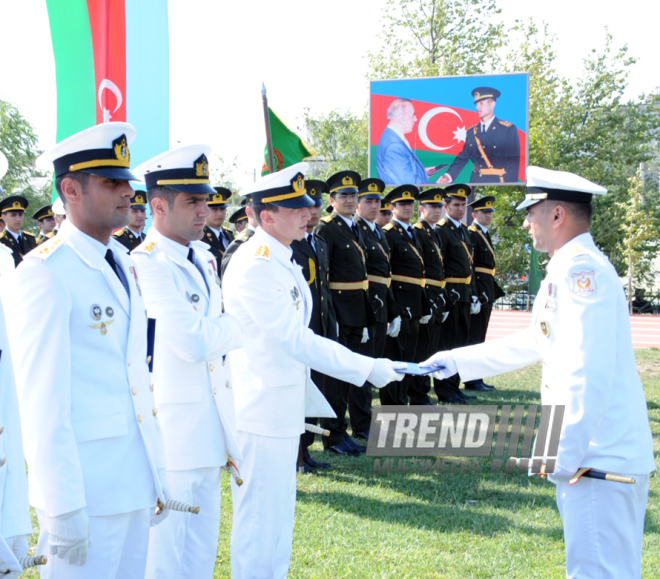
left=5, top=535, right=29, bottom=558
left=441, top=312, right=449, bottom=323
left=419, top=314, right=432, bottom=325
left=151, top=469, right=172, bottom=527
left=450, top=289, right=460, bottom=303
left=361, top=327, right=370, bottom=344
left=421, top=351, right=458, bottom=380
left=47, top=508, right=91, bottom=566
left=470, top=301, right=481, bottom=315
left=439, top=293, right=446, bottom=307
left=481, top=292, right=488, bottom=304
left=386, top=316, right=401, bottom=338
left=547, top=465, right=575, bottom=484
left=367, top=359, right=406, bottom=388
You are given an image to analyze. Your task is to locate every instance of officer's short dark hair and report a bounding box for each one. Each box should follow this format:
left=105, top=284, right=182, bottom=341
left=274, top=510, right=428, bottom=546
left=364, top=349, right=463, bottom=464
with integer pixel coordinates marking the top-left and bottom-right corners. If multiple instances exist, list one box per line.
left=147, top=186, right=179, bottom=209
left=553, top=200, right=594, bottom=224
left=252, top=202, right=279, bottom=226
left=445, top=197, right=465, bottom=207
left=55, top=172, right=90, bottom=205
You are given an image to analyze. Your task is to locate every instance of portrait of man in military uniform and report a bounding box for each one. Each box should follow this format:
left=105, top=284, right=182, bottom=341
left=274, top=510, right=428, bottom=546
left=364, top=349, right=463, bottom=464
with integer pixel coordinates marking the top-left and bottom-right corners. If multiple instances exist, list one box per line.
left=439, top=87, right=521, bottom=185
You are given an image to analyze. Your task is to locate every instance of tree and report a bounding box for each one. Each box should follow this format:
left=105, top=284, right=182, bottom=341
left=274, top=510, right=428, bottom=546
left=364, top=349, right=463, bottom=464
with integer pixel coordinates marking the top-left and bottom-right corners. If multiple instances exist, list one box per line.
left=0, top=100, right=50, bottom=232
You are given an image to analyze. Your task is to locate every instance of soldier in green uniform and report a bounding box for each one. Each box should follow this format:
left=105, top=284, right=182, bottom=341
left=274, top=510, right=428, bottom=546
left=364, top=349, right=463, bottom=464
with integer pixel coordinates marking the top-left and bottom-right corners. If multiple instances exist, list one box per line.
left=382, top=185, right=430, bottom=406
left=411, top=188, right=448, bottom=405
left=112, top=191, right=147, bottom=251
left=435, top=184, right=478, bottom=403
left=0, top=196, right=37, bottom=266
left=33, top=205, right=56, bottom=244
left=202, top=187, right=234, bottom=269
left=315, top=171, right=376, bottom=454
left=464, top=195, right=505, bottom=391
left=439, top=87, right=520, bottom=185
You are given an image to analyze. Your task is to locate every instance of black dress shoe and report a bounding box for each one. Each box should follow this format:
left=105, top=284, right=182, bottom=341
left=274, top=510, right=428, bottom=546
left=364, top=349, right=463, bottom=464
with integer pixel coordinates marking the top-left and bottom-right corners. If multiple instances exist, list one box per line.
left=459, top=392, right=476, bottom=400
left=464, top=382, right=490, bottom=391
left=305, top=457, right=332, bottom=469
left=482, top=382, right=495, bottom=390
left=345, top=437, right=366, bottom=453
left=353, top=430, right=370, bottom=441
left=327, top=439, right=363, bottom=456
left=443, top=394, right=467, bottom=404
left=301, top=462, right=316, bottom=474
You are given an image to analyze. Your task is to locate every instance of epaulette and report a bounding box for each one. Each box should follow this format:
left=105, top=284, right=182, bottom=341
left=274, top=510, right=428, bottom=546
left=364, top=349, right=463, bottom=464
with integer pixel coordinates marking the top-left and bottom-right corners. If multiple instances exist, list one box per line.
left=383, top=223, right=394, bottom=231
left=499, top=120, right=513, bottom=127
left=570, top=245, right=588, bottom=258
left=33, top=236, right=64, bottom=260
left=236, top=228, right=251, bottom=241
left=413, top=222, right=424, bottom=229
left=113, top=228, right=127, bottom=237
left=468, top=123, right=479, bottom=130
left=0, top=231, right=7, bottom=239
left=133, top=240, right=157, bottom=255
left=469, top=225, right=478, bottom=232
left=321, top=215, right=333, bottom=223
left=254, top=244, right=270, bottom=260
left=438, top=219, right=447, bottom=226
left=23, top=230, right=36, bottom=237
left=222, top=226, right=233, bottom=232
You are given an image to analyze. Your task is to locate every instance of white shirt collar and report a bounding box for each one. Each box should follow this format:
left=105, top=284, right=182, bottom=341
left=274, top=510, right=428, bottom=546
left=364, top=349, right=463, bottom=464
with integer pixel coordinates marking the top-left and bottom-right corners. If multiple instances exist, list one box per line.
left=393, top=218, right=412, bottom=230
left=208, top=226, right=221, bottom=238
left=474, top=221, right=488, bottom=233
left=481, top=116, right=496, bottom=131
left=147, top=227, right=191, bottom=261
left=388, top=125, right=412, bottom=150
left=6, top=229, right=21, bottom=241
left=337, top=213, right=356, bottom=228
left=127, top=227, right=142, bottom=238
left=446, top=215, right=462, bottom=229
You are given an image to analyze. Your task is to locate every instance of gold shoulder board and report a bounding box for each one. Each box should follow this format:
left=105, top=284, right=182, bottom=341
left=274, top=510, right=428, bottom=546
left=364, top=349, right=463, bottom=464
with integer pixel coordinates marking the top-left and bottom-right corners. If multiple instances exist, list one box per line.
left=133, top=240, right=157, bottom=255
left=321, top=215, right=333, bottom=223
left=34, top=236, right=64, bottom=260
left=499, top=120, right=513, bottom=127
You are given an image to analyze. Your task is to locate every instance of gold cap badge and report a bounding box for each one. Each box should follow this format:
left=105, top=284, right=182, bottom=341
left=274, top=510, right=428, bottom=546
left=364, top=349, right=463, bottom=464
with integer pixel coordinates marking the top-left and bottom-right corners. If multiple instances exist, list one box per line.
left=195, top=155, right=209, bottom=177
left=368, top=182, right=378, bottom=192
left=342, top=175, right=353, bottom=186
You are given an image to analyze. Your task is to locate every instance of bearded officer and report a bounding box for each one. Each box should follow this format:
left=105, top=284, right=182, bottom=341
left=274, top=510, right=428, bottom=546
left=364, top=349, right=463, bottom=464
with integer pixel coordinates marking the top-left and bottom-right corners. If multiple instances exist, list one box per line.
left=0, top=196, right=37, bottom=266
left=112, top=191, right=147, bottom=251
left=222, top=163, right=404, bottom=579
left=132, top=145, right=244, bottom=578
left=5, top=122, right=170, bottom=579
left=464, top=195, right=505, bottom=391
left=424, top=166, right=655, bottom=579
left=202, top=187, right=234, bottom=268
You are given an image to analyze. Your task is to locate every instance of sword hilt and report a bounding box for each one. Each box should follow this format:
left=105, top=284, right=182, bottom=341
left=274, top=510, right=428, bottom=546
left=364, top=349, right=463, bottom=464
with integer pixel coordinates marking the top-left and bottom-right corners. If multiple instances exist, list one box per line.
left=19, top=555, right=48, bottom=569
left=305, top=423, right=330, bottom=437
left=156, top=498, right=200, bottom=515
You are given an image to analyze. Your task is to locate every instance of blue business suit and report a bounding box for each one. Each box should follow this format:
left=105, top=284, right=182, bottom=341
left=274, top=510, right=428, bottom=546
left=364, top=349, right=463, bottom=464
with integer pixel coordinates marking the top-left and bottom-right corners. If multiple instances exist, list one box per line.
left=376, top=127, right=431, bottom=186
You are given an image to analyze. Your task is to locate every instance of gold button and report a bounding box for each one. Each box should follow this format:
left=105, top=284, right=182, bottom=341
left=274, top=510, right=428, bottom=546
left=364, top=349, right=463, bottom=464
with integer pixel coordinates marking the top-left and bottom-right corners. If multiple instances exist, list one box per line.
left=146, top=356, right=152, bottom=365
left=0, top=457, right=5, bottom=467
left=127, top=358, right=132, bottom=366
left=213, top=388, right=217, bottom=395
left=209, top=364, right=214, bottom=372
left=0, top=427, right=4, bottom=435
left=321, top=296, right=324, bottom=301
left=150, top=384, right=154, bottom=392
left=132, top=388, right=137, bottom=396
left=153, top=408, right=158, bottom=417
left=225, top=381, right=230, bottom=388
left=222, top=359, right=226, bottom=366
left=137, top=414, right=143, bottom=423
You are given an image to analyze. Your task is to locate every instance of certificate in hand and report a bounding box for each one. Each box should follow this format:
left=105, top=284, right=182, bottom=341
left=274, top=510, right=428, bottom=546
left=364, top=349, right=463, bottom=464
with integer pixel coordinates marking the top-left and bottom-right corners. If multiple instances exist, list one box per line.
left=394, top=362, right=440, bottom=376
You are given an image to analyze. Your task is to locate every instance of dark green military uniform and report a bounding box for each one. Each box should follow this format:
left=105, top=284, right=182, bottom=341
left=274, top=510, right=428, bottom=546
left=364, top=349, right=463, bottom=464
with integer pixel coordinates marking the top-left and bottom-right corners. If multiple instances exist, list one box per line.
left=112, top=226, right=145, bottom=251
left=0, top=196, right=37, bottom=266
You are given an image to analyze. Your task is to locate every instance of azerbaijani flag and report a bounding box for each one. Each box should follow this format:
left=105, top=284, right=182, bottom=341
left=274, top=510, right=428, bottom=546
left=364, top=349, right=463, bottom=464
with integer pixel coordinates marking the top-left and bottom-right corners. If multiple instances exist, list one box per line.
left=46, top=0, right=169, bottom=191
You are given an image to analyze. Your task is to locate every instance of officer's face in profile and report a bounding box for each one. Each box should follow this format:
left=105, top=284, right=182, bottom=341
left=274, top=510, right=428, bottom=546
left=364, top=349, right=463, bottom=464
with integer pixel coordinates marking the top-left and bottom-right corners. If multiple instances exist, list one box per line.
left=4, top=210, right=25, bottom=232
left=206, top=206, right=227, bottom=229
left=261, top=206, right=311, bottom=245
left=392, top=200, right=415, bottom=222
left=129, top=208, right=146, bottom=230
left=61, top=174, right=134, bottom=234
left=523, top=202, right=553, bottom=252
left=476, top=98, right=496, bottom=121
left=357, top=197, right=381, bottom=222
left=444, top=198, right=466, bottom=221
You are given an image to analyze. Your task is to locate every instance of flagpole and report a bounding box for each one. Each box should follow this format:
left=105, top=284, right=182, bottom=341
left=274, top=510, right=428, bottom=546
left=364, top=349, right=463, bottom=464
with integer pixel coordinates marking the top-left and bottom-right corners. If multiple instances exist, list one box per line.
left=262, top=82, right=276, bottom=174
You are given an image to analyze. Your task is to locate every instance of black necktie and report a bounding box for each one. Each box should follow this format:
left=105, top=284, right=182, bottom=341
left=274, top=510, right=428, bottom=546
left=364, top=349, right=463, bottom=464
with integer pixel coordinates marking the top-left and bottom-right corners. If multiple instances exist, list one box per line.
left=307, top=233, right=317, bottom=256
left=351, top=223, right=359, bottom=240
left=407, top=225, right=413, bottom=240
left=105, top=249, right=129, bottom=294
left=375, top=226, right=381, bottom=240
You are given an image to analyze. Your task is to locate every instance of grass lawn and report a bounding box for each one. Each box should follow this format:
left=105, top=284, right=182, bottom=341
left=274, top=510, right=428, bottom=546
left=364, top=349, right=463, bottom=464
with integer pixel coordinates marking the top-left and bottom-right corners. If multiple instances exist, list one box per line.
left=24, top=350, right=660, bottom=578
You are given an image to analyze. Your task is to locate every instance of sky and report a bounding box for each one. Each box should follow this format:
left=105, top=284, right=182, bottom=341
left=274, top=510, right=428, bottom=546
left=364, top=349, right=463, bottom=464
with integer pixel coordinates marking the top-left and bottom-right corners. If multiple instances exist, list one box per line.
left=0, top=0, right=657, bottom=190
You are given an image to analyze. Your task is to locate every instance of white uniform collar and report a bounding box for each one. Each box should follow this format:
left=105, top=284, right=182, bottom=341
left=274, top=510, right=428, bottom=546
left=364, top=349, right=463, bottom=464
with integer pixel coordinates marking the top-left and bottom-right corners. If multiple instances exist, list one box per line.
left=60, top=218, right=112, bottom=257
left=253, top=226, right=294, bottom=264
left=547, top=232, right=595, bottom=274
left=145, top=227, right=191, bottom=263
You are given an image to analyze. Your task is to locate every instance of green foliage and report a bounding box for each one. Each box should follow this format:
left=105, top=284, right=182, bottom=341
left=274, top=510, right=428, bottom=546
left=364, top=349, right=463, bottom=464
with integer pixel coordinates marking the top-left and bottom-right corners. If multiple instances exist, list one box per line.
left=0, top=100, right=50, bottom=232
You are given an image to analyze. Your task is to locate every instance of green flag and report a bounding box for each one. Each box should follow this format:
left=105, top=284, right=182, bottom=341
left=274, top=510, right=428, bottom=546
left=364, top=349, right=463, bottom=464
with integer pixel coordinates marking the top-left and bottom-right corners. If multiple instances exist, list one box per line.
left=262, top=108, right=313, bottom=175
left=528, top=246, right=542, bottom=296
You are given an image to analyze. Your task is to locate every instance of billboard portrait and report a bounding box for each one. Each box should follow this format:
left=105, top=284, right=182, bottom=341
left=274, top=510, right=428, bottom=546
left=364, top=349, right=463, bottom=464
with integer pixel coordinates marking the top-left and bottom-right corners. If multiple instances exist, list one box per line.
left=369, top=73, right=529, bottom=187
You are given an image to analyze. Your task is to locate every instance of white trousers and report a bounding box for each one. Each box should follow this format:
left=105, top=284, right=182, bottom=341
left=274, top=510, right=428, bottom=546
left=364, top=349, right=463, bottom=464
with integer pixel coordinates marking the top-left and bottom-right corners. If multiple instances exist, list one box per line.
left=556, top=473, right=649, bottom=578
left=230, top=432, right=299, bottom=579
left=145, top=467, right=222, bottom=579
left=35, top=508, right=150, bottom=579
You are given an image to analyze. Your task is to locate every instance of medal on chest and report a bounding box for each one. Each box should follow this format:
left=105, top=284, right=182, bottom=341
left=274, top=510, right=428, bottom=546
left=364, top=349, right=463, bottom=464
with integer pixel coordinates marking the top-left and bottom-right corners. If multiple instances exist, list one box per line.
left=89, top=303, right=115, bottom=335
left=291, top=286, right=301, bottom=310
left=545, top=282, right=557, bottom=311
left=129, top=266, right=142, bottom=296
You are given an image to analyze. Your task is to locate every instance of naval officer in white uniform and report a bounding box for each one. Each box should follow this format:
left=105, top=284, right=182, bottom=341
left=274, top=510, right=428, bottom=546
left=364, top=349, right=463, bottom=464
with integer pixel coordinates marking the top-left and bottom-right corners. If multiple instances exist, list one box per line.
left=223, top=163, right=405, bottom=579
left=132, top=145, right=244, bottom=578
left=424, top=166, right=655, bottom=578
left=5, top=123, right=170, bottom=579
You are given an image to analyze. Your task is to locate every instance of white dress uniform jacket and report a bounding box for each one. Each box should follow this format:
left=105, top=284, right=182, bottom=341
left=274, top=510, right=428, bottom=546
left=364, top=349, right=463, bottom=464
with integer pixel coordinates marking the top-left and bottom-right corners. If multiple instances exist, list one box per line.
left=451, top=232, right=655, bottom=476
left=223, top=227, right=375, bottom=439
left=0, top=245, right=14, bottom=284
left=0, top=302, right=31, bottom=540
left=131, top=228, right=243, bottom=470
left=4, top=219, right=167, bottom=518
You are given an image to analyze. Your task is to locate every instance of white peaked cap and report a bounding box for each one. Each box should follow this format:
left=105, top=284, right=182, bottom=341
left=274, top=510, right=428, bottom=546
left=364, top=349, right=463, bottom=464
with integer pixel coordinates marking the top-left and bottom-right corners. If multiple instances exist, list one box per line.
left=517, top=166, right=607, bottom=210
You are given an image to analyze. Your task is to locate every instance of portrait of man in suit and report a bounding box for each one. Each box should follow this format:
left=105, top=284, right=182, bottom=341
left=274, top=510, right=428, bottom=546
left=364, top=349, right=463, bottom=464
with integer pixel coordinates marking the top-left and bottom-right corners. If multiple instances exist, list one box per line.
left=376, top=98, right=432, bottom=186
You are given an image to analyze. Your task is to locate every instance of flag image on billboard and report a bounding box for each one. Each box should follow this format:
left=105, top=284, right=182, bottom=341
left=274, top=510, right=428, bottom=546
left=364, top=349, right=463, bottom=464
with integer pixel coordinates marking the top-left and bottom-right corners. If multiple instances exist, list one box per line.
left=369, top=73, right=529, bottom=187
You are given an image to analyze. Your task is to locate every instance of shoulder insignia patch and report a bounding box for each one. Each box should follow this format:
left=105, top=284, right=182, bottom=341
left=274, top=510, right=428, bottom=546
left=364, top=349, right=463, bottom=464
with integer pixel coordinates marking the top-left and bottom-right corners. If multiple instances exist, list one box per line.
left=133, top=240, right=156, bottom=254
left=23, top=231, right=35, bottom=237
left=223, top=226, right=232, bottom=232
left=571, top=271, right=596, bottom=296
left=254, top=244, right=270, bottom=260
left=321, top=215, right=333, bottom=223
left=570, top=245, right=588, bottom=258
left=383, top=223, right=394, bottom=231
left=499, top=120, right=513, bottom=127
left=237, top=229, right=251, bottom=241
left=469, top=225, right=477, bottom=231
left=113, top=229, right=126, bottom=237
left=439, top=219, right=447, bottom=226
left=413, top=222, right=423, bottom=229
left=0, top=231, right=7, bottom=239
left=34, top=236, right=64, bottom=260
